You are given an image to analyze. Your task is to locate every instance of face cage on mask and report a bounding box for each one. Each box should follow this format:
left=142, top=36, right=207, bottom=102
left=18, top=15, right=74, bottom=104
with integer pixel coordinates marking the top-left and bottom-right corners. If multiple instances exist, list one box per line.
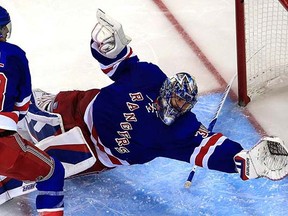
left=158, top=95, right=194, bottom=126
left=171, top=94, right=195, bottom=114
left=158, top=99, right=178, bottom=125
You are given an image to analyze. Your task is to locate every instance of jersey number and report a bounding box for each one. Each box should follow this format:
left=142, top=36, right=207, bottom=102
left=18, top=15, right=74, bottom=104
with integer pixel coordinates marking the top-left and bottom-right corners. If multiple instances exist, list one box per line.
left=0, top=73, right=8, bottom=111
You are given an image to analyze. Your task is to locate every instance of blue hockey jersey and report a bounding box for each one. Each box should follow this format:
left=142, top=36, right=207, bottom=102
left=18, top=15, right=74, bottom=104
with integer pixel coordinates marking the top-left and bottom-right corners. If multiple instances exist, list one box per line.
left=0, top=41, right=31, bottom=131
left=88, top=41, right=243, bottom=173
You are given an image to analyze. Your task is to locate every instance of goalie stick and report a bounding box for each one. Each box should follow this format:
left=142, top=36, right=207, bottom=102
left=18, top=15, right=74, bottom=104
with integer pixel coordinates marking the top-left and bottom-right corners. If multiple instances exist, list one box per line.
left=184, top=73, right=237, bottom=188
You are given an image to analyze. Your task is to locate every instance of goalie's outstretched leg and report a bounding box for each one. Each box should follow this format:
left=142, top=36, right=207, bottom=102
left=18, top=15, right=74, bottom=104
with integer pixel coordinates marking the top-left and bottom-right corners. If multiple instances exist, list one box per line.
left=234, top=136, right=288, bottom=181
left=0, top=133, right=65, bottom=215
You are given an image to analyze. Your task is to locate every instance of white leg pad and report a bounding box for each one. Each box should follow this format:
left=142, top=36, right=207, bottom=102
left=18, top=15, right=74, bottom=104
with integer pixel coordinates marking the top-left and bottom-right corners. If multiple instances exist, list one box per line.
left=36, top=127, right=96, bottom=178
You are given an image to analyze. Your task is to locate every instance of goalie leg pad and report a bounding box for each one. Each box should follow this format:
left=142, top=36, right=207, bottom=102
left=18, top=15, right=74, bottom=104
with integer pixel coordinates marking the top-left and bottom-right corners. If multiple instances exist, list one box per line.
left=23, top=102, right=65, bottom=144
left=36, top=127, right=96, bottom=178
left=0, top=176, right=36, bottom=205
left=234, top=136, right=288, bottom=181
left=0, top=127, right=96, bottom=206
left=0, top=176, right=12, bottom=205
left=0, top=134, right=53, bottom=182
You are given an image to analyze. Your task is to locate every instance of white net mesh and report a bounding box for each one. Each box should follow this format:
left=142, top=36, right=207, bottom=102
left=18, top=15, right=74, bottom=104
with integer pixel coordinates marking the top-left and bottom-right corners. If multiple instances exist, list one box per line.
left=244, top=0, right=288, bottom=98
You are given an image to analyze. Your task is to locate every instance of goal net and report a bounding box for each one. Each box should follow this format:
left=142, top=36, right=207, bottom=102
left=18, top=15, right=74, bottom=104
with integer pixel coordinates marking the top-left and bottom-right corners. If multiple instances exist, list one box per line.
left=236, top=0, right=288, bottom=106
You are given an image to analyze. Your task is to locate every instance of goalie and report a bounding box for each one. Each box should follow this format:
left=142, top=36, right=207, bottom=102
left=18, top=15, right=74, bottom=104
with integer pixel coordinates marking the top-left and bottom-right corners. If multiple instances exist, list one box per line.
left=2, top=8, right=288, bottom=209
left=32, top=9, right=288, bottom=181
left=34, top=9, right=288, bottom=180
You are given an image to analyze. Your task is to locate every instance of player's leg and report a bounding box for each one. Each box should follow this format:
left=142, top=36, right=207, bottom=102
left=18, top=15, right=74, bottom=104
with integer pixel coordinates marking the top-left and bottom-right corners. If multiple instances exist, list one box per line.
left=0, top=134, right=53, bottom=181
left=33, top=89, right=100, bottom=129
left=33, top=88, right=109, bottom=176
left=36, top=156, right=64, bottom=216
left=50, top=89, right=110, bottom=176
left=0, top=133, right=64, bottom=215
left=51, top=89, right=100, bottom=131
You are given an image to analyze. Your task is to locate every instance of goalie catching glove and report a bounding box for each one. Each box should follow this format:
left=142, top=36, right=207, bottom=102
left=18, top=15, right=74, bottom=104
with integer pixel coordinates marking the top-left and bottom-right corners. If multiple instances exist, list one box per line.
left=91, top=9, right=131, bottom=58
left=234, top=136, right=288, bottom=181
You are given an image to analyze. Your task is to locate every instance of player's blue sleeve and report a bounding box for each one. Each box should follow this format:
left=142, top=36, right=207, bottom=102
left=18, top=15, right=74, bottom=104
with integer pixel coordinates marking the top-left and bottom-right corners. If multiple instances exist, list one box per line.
left=187, top=131, right=243, bottom=173
left=203, top=134, right=243, bottom=173
left=158, top=113, right=243, bottom=173
left=13, top=48, right=32, bottom=120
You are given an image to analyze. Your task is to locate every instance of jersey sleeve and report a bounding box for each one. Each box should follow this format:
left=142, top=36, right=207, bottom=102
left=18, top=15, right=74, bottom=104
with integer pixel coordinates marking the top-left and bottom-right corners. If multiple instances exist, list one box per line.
left=90, top=39, right=135, bottom=81
left=14, top=51, right=32, bottom=120
left=159, top=113, right=244, bottom=174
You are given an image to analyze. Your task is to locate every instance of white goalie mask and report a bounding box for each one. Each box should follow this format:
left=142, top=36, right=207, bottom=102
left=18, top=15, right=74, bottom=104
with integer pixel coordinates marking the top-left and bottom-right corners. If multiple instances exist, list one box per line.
left=158, top=72, right=198, bottom=125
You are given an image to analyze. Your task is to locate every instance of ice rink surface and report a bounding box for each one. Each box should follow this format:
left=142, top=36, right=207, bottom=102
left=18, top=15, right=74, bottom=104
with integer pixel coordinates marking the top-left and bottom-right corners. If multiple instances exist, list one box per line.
left=0, top=0, right=287, bottom=215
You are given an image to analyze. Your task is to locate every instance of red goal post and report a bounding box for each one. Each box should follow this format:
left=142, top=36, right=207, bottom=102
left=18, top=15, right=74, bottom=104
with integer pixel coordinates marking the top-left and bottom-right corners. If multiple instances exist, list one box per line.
left=235, top=0, right=288, bottom=106
left=280, top=0, right=288, bottom=10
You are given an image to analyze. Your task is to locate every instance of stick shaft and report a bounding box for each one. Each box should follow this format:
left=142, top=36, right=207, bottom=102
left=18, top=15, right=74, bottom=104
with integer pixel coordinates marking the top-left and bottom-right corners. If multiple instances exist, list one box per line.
left=208, top=73, right=237, bottom=131
left=185, top=73, right=237, bottom=186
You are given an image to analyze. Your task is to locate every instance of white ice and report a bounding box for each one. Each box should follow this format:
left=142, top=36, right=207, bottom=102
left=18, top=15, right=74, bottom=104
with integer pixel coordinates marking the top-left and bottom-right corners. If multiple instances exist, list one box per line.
left=0, top=0, right=287, bottom=215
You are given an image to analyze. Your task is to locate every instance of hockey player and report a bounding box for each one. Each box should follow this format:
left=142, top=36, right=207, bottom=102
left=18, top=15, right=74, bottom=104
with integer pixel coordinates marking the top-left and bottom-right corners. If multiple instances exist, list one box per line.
left=30, top=9, right=288, bottom=182
left=0, top=8, right=286, bottom=208
left=0, top=6, right=65, bottom=216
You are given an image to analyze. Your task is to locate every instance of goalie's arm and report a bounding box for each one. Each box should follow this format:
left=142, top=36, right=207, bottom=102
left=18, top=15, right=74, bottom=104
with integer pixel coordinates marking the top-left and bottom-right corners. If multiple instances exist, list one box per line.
left=90, top=9, right=134, bottom=80
left=91, top=9, right=131, bottom=58
left=187, top=131, right=243, bottom=174
left=182, top=125, right=288, bottom=181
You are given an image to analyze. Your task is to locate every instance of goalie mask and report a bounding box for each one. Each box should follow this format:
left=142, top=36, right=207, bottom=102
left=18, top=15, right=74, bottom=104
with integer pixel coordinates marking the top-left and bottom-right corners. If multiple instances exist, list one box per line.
left=158, top=72, right=198, bottom=125
left=0, top=6, right=12, bottom=40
